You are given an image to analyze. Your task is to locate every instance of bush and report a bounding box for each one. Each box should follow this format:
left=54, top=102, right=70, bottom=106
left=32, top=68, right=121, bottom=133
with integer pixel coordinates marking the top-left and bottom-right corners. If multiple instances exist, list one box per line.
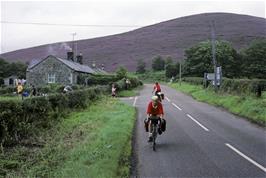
left=220, top=78, right=266, bottom=95
left=182, top=77, right=203, bottom=85
left=180, top=77, right=266, bottom=96
left=0, top=87, right=16, bottom=95
left=87, top=75, right=119, bottom=85
left=0, top=86, right=106, bottom=147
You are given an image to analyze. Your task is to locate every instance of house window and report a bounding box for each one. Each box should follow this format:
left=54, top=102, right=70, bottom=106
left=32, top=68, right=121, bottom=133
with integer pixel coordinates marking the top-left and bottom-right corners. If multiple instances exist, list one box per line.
left=48, top=73, right=55, bottom=83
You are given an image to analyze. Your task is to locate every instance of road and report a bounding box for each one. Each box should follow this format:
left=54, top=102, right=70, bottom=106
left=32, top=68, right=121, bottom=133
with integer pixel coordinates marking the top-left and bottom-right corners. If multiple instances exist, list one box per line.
left=121, top=84, right=266, bottom=177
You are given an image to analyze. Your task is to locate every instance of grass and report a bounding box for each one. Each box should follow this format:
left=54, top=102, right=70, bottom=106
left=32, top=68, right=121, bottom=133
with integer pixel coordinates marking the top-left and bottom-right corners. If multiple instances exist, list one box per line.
left=0, top=96, right=136, bottom=178
left=169, top=82, right=266, bottom=126
left=0, top=95, right=21, bottom=101
left=117, top=85, right=143, bottom=97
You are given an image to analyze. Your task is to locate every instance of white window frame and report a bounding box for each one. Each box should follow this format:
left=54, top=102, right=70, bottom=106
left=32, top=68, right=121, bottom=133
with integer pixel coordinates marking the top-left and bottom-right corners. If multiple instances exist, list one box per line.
left=48, top=73, right=56, bottom=83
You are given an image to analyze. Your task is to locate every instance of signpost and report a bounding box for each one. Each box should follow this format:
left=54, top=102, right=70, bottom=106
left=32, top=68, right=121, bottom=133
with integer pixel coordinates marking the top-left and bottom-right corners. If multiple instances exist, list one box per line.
left=204, top=66, right=222, bottom=88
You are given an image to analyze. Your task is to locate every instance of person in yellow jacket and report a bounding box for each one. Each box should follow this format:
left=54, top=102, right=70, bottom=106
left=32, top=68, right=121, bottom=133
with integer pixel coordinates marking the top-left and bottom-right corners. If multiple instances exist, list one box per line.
left=17, top=82, right=23, bottom=94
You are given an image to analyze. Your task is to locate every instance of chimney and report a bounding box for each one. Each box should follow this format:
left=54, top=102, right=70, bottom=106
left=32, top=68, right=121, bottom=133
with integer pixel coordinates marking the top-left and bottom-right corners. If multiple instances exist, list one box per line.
left=92, top=61, right=96, bottom=68
left=67, top=51, right=74, bottom=61
left=76, top=52, right=83, bottom=64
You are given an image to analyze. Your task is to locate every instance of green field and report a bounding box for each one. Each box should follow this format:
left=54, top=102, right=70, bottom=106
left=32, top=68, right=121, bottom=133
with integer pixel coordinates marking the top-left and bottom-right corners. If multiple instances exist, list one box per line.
left=0, top=97, right=136, bottom=177
left=169, top=82, right=266, bottom=126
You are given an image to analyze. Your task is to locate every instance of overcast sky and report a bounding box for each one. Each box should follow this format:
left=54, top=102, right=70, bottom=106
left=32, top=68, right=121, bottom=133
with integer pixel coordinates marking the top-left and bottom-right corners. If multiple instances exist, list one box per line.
left=0, top=0, right=265, bottom=54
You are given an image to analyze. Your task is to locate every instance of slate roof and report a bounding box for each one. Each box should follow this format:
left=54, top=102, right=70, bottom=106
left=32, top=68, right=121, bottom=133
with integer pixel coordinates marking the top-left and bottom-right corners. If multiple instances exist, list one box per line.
left=28, top=55, right=96, bottom=74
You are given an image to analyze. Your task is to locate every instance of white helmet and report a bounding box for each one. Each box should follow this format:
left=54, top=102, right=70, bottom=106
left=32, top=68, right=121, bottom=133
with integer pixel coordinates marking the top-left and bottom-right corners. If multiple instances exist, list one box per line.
left=151, top=95, right=158, bottom=101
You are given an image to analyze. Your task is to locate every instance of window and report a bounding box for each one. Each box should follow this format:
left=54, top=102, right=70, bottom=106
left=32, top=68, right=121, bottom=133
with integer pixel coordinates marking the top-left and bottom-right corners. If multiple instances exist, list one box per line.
left=48, top=73, right=55, bottom=83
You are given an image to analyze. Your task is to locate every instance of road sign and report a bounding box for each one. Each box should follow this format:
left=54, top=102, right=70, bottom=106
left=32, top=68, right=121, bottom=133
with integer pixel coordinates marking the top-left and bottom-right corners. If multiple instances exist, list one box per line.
left=206, top=73, right=214, bottom=80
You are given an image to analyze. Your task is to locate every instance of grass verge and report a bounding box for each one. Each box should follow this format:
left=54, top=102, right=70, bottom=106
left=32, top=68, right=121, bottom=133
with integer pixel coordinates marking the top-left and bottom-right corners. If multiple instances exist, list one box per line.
left=169, top=82, right=266, bottom=126
left=0, top=96, right=136, bottom=177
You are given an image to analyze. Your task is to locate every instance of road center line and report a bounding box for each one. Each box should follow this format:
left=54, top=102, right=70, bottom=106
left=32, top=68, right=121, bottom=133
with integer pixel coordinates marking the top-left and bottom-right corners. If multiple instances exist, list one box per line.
left=186, top=114, right=209, bottom=132
left=165, top=97, right=171, bottom=102
left=225, top=143, right=266, bottom=173
left=133, top=96, right=138, bottom=106
left=172, top=103, right=182, bottom=110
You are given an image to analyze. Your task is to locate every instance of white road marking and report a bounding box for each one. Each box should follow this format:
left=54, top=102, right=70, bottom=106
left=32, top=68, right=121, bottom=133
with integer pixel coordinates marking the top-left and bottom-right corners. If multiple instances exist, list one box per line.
left=165, top=97, right=171, bottom=102
left=186, top=114, right=209, bottom=132
left=129, top=97, right=133, bottom=99
left=225, top=143, right=266, bottom=173
left=172, top=103, right=182, bottom=111
left=133, top=97, right=138, bottom=107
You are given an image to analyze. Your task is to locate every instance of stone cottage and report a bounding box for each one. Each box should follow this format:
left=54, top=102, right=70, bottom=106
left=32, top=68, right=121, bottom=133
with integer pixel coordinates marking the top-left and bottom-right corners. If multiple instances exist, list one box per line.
left=26, top=54, right=96, bottom=86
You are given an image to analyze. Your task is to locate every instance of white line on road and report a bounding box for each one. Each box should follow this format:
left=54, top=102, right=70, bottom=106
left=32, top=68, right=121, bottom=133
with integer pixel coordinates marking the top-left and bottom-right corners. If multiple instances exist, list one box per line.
left=165, top=97, right=171, bottom=102
left=186, top=114, right=209, bottom=132
left=225, top=143, right=266, bottom=173
left=172, top=103, right=182, bottom=111
left=133, top=97, right=138, bottom=107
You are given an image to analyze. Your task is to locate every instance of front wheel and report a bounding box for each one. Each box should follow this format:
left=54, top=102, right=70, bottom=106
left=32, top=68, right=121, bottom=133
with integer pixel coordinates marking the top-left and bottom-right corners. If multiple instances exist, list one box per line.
left=152, top=125, right=157, bottom=151
left=153, top=137, right=156, bottom=151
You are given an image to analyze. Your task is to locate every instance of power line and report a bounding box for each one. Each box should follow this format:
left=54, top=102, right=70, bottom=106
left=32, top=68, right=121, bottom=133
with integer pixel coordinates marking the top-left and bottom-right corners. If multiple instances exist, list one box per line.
left=0, top=21, right=143, bottom=28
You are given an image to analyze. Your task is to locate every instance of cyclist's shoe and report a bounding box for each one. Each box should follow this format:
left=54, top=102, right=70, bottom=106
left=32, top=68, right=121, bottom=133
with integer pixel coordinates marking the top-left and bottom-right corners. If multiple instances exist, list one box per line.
left=148, top=137, right=153, bottom=142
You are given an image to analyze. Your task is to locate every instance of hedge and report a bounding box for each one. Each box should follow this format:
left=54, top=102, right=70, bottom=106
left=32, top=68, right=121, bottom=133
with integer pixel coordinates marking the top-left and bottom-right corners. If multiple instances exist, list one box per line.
left=0, top=86, right=108, bottom=146
left=181, top=77, right=266, bottom=95
left=114, top=77, right=143, bottom=91
left=0, top=73, right=143, bottom=147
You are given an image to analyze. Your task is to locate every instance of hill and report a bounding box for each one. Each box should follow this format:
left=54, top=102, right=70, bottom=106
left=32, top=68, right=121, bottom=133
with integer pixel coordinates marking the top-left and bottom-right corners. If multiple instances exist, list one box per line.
left=1, top=13, right=265, bottom=72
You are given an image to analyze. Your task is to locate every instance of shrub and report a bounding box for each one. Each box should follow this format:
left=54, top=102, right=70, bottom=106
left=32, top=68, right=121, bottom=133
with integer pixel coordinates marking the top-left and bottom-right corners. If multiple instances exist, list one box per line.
left=0, top=86, right=105, bottom=146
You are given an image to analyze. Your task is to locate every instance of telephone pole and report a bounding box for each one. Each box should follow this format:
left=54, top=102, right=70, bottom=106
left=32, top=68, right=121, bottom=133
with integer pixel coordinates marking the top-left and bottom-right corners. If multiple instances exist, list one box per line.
left=71, top=32, right=76, bottom=52
left=211, top=21, right=218, bottom=92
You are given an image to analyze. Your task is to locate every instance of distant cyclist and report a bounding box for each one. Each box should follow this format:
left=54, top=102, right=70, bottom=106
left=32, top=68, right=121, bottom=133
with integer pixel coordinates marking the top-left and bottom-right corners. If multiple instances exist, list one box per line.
left=152, top=82, right=163, bottom=101
left=146, top=95, right=164, bottom=142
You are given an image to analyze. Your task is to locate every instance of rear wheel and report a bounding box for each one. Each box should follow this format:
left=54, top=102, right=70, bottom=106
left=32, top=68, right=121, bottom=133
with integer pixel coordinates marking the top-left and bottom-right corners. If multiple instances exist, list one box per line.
left=153, top=138, right=156, bottom=151
left=152, top=125, right=157, bottom=151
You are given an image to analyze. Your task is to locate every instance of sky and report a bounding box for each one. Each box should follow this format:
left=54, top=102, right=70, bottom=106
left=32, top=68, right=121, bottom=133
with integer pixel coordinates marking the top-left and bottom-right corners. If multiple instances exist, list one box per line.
left=0, top=0, right=265, bottom=54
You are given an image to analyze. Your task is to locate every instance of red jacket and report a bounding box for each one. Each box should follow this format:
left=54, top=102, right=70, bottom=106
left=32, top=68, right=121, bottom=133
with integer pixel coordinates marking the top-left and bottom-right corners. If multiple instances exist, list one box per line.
left=153, top=84, right=161, bottom=92
left=147, top=101, right=164, bottom=115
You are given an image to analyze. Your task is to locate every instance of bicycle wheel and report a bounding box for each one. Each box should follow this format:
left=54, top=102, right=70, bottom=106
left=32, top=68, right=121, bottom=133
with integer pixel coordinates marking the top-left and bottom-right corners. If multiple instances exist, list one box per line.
left=153, top=136, right=156, bottom=151
left=152, top=125, right=157, bottom=151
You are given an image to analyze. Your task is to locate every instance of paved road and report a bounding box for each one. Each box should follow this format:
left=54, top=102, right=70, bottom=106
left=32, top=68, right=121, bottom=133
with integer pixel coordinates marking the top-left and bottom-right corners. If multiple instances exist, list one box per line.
left=121, top=84, right=266, bottom=177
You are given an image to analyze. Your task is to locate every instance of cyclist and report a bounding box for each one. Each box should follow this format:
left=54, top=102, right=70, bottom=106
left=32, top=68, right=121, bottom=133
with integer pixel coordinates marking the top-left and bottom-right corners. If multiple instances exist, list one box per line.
left=152, top=82, right=163, bottom=101
left=146, top=95, right=164, bottom=142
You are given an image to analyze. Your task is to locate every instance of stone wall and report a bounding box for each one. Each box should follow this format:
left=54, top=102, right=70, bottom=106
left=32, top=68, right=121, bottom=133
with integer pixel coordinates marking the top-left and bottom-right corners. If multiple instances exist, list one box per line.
left=26, top=56, right=74, bottom=86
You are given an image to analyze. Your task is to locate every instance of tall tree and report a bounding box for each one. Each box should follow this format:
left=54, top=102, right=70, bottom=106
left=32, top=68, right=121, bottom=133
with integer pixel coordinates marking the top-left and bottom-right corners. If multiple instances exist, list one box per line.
left=183, top=40, right=240, bottom=78
left=241, top=39, right=266, bottom=79
left=116, top=66, right=128, bottom=79
left=152, top=55, right=165, bottom=71
left=136, top=59, right=146, bottom=74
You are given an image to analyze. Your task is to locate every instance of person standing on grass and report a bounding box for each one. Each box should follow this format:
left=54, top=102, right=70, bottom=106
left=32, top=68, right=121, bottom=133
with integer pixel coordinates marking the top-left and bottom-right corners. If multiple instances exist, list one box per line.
left=111, top=83, right=117, bottom=97
left=16, top=82, right=23, bottom=99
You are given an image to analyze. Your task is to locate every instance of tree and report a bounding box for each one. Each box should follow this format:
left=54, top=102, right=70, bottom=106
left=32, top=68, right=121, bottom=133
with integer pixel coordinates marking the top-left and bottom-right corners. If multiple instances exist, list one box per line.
left=0, top=58, right=27, bottom=79
left=136, top=59, right=146, bottom=74
left=152, top=55, right=165, bottom=71
left=183, top=40, right=240, bottom=78
left=116, top=66, right=128, bottom=79
left=241, top=39, right=266, bottom=79
left=165, top=56, right=173, bottom=67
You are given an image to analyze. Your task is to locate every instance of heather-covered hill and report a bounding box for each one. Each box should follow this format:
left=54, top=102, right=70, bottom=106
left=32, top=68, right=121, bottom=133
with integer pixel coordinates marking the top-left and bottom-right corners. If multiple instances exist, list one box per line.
left=1, top=13, right=265, bottom=72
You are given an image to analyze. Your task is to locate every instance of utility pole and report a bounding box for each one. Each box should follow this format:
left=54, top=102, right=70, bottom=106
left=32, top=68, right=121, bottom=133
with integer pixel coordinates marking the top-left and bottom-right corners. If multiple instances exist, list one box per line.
left=211, top=21, right=218, bottom=92
left=179, top=62, right=182, bottom=86
left=71, top=32, right=76, bottom=52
